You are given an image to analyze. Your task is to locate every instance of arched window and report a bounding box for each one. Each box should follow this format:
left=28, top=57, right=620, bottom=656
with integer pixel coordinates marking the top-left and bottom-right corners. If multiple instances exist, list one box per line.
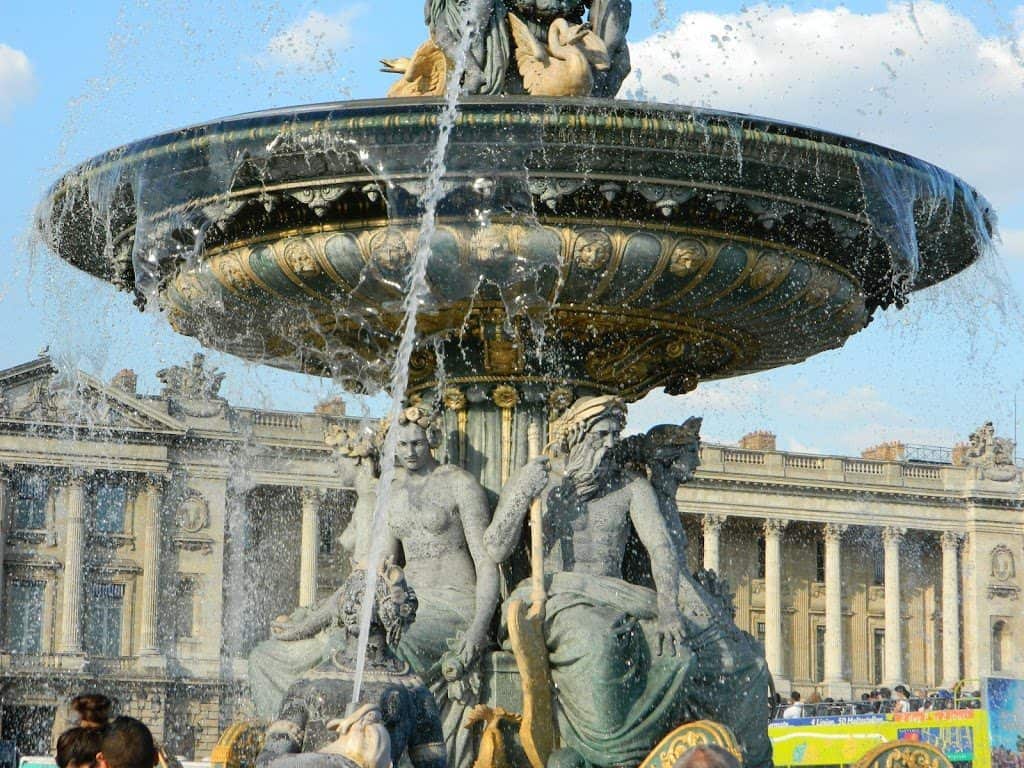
left=992, top=620, right=1010, bottom=673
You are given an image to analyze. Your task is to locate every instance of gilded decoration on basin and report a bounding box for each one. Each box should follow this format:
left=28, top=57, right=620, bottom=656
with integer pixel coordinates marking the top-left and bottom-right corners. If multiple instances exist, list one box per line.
left=163, top=223, right=865, bottom=397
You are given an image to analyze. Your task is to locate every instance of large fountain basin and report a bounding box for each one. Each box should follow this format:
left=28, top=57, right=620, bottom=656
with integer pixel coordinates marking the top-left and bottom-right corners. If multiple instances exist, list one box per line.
left=39, top=97, right=991, bottom=398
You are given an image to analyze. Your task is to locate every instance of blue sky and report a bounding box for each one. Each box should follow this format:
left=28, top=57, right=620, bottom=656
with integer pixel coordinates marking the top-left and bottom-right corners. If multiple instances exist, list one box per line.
left=1, top=0, right=1023, bottom=454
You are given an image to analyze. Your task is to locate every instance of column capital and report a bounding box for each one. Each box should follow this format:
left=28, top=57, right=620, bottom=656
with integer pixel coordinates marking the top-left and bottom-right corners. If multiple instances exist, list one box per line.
left=941, top=530, right=964, bottom=551
left=301, top=486, right=324, bottom=505
left=702, top=513, right=727, bottom=533
left=142, top=473, right=169, bottom=494
left=65, top=468, right=92, bottom=487
left=764, top=518, right=790, bottom=537
left=492, top=384, right=519, bottom=410
left=882, top=526, right=907, bottom=546
left=823, top=522, right=848, bottom=542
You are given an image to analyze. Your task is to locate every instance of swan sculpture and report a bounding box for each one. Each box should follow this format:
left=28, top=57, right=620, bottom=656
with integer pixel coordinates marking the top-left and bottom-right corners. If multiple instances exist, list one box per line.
left=381, top=39, right=449, bottom=98
left=508, top=13, right=611, bottom=97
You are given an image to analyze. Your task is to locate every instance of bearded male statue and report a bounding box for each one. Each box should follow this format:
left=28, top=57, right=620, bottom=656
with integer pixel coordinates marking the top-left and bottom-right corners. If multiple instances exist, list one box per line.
left=484, top=396, right=697, bottom=768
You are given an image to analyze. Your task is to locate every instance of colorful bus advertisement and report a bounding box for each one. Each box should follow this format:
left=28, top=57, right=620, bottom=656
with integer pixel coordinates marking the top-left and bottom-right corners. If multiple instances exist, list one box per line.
left=985, top=677, right=1024, bottom=768
left=770, top=709, right=991, bottom=767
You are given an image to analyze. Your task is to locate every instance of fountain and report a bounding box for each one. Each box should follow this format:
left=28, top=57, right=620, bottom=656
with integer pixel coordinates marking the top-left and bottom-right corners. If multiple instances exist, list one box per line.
left=36, top=3, right=993, bottom=768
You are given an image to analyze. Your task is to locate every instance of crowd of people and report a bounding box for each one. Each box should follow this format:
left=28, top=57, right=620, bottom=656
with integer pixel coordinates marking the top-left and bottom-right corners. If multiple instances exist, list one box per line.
left=54, top=695, right=168, bottom=768
left=774, top=686, right=983, bottom=720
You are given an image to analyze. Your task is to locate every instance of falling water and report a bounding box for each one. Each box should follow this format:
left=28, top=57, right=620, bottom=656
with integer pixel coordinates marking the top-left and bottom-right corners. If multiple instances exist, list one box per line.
left=349, top=2, right=490, bottom=708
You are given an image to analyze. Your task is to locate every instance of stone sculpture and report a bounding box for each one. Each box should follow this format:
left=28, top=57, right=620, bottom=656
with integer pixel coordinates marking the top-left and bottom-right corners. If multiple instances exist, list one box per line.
left=385, top=0, right=631, bottom=97
left=256, top=564, right=446, bottom=768
left=490, top=396, right=695, bottom=768
left=252, top=407, right=499, bottom=768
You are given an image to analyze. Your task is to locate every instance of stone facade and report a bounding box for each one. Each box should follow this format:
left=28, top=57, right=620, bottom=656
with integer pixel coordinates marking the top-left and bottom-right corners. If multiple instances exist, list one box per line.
left=0, top=355, right=359, bottom=756
left=1, top=352, right=1021, bottom=755
left=680, top=435, right=1024, bottom=698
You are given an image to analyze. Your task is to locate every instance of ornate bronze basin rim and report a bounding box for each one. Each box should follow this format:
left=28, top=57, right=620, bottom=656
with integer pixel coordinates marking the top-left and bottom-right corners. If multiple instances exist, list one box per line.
left=37, top=97, right=991, bottom=399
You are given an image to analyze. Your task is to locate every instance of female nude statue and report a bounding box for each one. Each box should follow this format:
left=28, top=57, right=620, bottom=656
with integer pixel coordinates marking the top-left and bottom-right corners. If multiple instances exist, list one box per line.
left=251, top=407, right=498, bottom=768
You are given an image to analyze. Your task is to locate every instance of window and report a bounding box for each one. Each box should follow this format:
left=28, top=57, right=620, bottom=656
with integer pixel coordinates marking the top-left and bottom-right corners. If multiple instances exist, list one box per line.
left=872, top=539, right=885, bottom=586
left=85, top=583, right=124, bottom=657
left=319, top=514, right=333, bottom=555
left=992, top=620, right=1009, bottom=673
left=756, top=621, right=766, bottom=648
left=815, top=539, right=826, bottom=583
left=814, top=624, right=826, bottom=682
left=174, top=577, right=196, bottom=639
left=91, top=483, right=126, bottom=533
left=756, top=536, right=766, bottom=579
left=6, top=580, right=45, bottom=653
left=12, top=474, right=48, bottom=530
left=873, top=629, right=886, bottom=685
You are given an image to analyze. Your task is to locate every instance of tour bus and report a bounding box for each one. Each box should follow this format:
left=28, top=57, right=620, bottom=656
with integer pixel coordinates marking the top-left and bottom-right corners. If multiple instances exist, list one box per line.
left=769, top=678, right=1023, bottom=768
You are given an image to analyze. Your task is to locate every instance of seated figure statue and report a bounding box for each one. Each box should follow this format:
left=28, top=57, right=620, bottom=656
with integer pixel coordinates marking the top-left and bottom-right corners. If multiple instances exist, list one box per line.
left=257, top=562, right=446, bottom=768
left=623, top=421, right=773, bottom=768
left=485, top=396, right=695, bottom=768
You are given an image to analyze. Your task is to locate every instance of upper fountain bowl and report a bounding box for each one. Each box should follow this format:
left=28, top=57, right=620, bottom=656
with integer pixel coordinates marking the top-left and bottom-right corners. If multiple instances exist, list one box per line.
left=38, top=97, right=993, bottom=399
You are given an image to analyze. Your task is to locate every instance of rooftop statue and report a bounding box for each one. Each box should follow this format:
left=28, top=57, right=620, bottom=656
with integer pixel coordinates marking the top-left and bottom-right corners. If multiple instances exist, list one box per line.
left=383, top=0, right=631, bottom=97
left=256, top=563, right=446, bottom=768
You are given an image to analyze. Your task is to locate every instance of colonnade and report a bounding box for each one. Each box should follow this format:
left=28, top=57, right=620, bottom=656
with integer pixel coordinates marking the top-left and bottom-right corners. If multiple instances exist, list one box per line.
left=699, top=513, right=964, bottom=693
left=0, top=463, right=328, bottom=663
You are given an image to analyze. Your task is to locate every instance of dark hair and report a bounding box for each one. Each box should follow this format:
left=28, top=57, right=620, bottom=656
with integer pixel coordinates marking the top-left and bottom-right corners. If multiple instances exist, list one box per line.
left=895, top=685, right=911, bottom=698
left=71, top=695, right=113, bottom=727
left=99, top=717, right=157, bottom=768
left=790, top=691, right=801, bottom=701
left=57, top=728, right=103, bottom=768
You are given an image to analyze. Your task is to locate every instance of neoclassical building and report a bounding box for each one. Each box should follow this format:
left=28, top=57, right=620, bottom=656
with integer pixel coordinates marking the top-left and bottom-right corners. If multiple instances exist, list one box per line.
left=0, top=353, right=1021, bottom=755
left=0, top=354, right=359, bottom=756
left=676, top=429, right=1024, bottom=698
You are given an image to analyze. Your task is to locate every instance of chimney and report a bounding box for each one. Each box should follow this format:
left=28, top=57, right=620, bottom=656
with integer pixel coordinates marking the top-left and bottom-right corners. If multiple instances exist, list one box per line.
left=739, top=430, right=776, bottom=451
left=110, top=369, right=138, bottom=394
left=861, top=441, right=905, bottom=461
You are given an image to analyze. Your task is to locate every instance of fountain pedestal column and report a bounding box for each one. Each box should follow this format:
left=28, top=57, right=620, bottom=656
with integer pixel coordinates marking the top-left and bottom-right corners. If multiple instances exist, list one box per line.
left=138, top=475, right=166, bottom=670
left=823, top=523, right=851, bottom=699
left=763, top=518, right=789, bottom=693
left=882, top=526, right=906, bottom=687
left=299, top=488, right=321, bottom=608
left=57, top=470, right=87, bottom=668
left=941, top=531, right=964, bottom=688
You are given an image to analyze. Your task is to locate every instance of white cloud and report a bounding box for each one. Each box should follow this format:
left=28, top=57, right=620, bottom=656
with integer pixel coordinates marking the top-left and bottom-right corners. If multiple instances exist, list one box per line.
left=625, top=2, right=1024, bottom=211
left=266, top=6, right=362, bottom=71
left=0, top=44, right=35, bottom=120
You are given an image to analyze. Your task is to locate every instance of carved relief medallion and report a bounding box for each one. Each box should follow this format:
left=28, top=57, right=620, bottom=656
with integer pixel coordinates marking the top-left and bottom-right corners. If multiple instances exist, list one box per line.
left=991, top=545, right=1016, bottom=582
left=573, top=230, right=613, bottom=271
left=176, top=494, right=210, bottom=534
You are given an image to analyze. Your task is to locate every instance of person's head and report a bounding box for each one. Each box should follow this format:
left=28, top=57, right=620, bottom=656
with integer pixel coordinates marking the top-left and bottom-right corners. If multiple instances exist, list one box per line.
left=790, top=691, right=801, bottom=703
left=57, top=727, right=103, bottom=768
left=879, top=687, right=892, bottom=699
left=97, top=717, right=157, bottom=768
left=69, top=694, right=112, bottom=728
left=394, top=407, right=438, bottom=473
left=895, top=685, right=911, bottom=699
left=670, top=745, right=741, bottom=768
left=861, top=693, right=870, bottom=701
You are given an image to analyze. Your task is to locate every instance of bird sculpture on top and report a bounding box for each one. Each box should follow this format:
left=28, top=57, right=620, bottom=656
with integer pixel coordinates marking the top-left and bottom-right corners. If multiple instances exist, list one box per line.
left=507, top=13, right=610, bottom=96
left=380, top=0, right=630, bottom=99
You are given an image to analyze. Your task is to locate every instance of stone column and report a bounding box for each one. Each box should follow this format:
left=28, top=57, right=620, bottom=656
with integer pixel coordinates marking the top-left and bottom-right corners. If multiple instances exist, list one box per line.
left=764, top=518, right=790, bottom=686
left=57, top=471, right=88, bottom=658
left=702, top=514, right=727, bottom=572
left=882, top=526, right=906, bottom=686
left=299, top=488, right=321, bottom=608
left=941, top=531, right=963, bottom=687
left=138, top=476, right=166, bottom=668
left=823, top=522, right=851, bottom=698
left=0, top=465, right=9, bottom=633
